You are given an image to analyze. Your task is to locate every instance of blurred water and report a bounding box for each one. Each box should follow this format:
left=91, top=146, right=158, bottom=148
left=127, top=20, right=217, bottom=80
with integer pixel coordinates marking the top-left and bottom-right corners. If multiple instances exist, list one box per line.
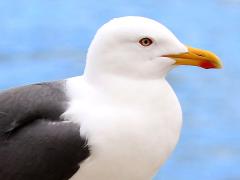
left=0, top=0, right=240, bottom=179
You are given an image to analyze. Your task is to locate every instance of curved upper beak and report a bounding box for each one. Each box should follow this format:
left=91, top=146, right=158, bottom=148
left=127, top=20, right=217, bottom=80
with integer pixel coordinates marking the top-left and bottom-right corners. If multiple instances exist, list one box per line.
left=162, top=46, right=223, bottom=69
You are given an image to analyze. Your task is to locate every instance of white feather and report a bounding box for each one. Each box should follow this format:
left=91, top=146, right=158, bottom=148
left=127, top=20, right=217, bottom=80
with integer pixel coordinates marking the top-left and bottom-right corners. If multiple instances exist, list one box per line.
left=63, top=16, right=187, bottom=180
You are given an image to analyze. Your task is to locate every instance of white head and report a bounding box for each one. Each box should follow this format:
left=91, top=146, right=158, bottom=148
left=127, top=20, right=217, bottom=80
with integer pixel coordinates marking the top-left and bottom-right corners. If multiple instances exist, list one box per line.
left=84, top=16, right=221, bottom=81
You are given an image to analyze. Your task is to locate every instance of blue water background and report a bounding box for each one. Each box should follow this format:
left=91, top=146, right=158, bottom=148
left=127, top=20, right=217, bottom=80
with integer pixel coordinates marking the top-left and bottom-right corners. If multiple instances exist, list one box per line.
left=0, top=0, right=239, bottom=179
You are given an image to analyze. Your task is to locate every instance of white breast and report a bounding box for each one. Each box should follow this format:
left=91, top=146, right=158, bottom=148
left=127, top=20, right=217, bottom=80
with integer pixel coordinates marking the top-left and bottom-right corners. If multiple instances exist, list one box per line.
left=65, top=76, right=182, bottom=180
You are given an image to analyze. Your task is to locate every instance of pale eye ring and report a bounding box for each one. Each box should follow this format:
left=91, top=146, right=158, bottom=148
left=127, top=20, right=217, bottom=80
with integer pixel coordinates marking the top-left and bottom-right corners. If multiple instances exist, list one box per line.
left=139, top=38, right=153, bottom=46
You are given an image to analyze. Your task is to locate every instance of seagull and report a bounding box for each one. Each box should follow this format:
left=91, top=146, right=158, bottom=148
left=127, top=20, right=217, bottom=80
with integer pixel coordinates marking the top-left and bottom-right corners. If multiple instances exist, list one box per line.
left=0, top=16, right=222, bottom=180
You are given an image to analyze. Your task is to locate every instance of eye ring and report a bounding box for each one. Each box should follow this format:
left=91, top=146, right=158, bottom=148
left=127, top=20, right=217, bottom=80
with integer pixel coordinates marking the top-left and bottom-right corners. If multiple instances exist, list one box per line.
left=139, top=38, right=153, bottom=47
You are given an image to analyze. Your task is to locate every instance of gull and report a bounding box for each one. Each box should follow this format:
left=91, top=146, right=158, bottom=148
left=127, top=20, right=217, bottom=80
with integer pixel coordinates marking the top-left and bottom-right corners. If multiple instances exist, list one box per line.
left=0, top=16, right=222, bottom=180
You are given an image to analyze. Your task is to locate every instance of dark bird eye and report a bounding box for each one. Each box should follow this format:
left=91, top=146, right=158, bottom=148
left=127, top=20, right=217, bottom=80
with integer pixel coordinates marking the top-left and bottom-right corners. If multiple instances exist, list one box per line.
left=139, top=38, right=153, bottom=46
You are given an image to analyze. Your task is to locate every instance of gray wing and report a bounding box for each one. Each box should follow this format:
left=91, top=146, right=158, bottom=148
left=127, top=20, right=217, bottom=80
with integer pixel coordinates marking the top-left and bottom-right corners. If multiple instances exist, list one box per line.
left=0, top=81, right=90, bottom=180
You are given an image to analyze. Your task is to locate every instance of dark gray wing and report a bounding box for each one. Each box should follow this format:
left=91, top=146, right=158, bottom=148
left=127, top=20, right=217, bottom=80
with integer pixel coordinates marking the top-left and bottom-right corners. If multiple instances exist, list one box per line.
left=0, top=81, right=90, bottom=180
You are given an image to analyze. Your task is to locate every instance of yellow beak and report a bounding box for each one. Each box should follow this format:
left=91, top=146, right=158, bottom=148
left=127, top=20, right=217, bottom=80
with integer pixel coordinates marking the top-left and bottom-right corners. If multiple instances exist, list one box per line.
left=163, top=46, right=223, bottom=69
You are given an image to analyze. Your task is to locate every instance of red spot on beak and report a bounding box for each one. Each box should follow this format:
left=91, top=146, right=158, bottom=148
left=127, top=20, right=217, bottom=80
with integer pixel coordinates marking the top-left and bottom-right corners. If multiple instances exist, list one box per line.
left=200, top=61, right=216, bottom=69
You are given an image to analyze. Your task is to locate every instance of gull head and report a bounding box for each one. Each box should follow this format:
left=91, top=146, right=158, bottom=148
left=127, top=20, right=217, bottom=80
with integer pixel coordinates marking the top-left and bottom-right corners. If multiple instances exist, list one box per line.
left=85, top=16, right=222, bottom=80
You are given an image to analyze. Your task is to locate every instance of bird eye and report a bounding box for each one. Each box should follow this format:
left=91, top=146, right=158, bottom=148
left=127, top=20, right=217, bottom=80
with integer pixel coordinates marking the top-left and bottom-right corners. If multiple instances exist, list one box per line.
left=139, top=38, right=153, bottom=46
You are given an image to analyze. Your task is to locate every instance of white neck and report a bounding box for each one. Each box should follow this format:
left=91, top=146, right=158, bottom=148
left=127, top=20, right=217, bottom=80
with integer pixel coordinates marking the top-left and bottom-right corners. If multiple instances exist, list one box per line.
left=66, top=75, right=182, bottom=180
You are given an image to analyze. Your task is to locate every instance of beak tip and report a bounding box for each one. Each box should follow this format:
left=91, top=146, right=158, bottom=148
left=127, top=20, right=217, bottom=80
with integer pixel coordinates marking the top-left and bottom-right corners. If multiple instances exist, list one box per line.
left=200, top=61, right=216, bottom=69
left=200, top=60, right=223, bottom=69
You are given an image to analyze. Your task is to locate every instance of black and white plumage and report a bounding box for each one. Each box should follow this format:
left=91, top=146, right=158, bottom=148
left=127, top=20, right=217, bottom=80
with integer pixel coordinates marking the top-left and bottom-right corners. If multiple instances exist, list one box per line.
left=0, top=16, right=221, bottom=180
left=0, top=81, right=90, bottom=180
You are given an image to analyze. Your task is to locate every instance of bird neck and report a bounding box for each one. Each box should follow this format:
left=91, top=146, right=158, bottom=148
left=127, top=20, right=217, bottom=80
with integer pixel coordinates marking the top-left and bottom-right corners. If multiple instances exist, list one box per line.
left=82, top=72, right=174, bottom=107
